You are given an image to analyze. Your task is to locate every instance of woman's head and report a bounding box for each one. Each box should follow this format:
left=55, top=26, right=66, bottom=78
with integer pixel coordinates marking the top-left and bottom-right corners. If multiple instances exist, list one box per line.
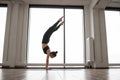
left=50, top=51, right=58, bottom=58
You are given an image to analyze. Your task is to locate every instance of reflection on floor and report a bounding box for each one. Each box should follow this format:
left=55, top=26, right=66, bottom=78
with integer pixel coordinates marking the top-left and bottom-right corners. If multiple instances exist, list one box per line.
left=0, top=68, right=120, bottom=80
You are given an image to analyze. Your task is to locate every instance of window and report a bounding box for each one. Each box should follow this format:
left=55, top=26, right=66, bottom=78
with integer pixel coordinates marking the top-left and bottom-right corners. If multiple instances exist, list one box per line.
left=65, top=9, right=84, bottom=63
left=28, top=8, right=64, bottom=64
left=27, top=6, right=84, bottom=67
left=105, top=9, right=120, bottom=64
left=0, top=5, right=7, bottom=63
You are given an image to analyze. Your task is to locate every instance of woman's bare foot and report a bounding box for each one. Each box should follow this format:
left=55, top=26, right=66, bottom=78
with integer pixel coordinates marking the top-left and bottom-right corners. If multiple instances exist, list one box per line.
left=59, top=16, right=64, bottom=21
left=59, top=21, right=64, bottom=26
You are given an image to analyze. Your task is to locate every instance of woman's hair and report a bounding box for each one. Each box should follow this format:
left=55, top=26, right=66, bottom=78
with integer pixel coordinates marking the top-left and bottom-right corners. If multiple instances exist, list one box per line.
left=50, top=51, right=58, bottom=57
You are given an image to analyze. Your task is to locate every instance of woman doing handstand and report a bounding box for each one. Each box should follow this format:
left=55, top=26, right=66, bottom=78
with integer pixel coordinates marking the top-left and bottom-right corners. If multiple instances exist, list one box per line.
left=42, top=17, right=64, bottom=70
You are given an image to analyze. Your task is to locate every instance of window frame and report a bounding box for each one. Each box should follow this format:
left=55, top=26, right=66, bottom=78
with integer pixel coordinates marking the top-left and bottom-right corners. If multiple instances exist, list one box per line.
left=27, top=5, right=85, bottom=69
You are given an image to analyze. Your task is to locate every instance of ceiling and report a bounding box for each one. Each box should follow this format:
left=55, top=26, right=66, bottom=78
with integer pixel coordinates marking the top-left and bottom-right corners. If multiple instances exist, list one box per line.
left=112, top=0, right=120, bottom=2
left=21, top=0, right=90, bottom=5
left=1, top=0, right=120, bottom=7
left=22, top=0, right=120, bottom=3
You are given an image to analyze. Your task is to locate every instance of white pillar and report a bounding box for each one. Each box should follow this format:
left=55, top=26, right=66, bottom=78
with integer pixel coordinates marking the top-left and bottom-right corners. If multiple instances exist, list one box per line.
left=85, top=0, right=110, bottom=68
left=89, top=0, right=110, bottom=68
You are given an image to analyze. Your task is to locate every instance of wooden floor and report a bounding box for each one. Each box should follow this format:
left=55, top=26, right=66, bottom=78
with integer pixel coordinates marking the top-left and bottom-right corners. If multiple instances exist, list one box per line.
left=0, top=68, right=120, bottom=80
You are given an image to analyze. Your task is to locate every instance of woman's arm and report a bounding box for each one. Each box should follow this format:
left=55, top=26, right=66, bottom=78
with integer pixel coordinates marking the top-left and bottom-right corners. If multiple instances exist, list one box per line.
left=46, top=49, right=51, bottom=70
left=46, top=53, right=49, bottom=70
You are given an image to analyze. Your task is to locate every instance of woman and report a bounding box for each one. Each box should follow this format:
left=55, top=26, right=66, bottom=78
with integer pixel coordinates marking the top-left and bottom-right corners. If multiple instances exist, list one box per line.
left=42, top=16, right=64, bottom=70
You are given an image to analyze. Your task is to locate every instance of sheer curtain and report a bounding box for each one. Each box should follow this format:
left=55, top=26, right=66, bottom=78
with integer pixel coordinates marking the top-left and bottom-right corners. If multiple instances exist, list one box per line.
left=0, top=7, right=7, bottom=63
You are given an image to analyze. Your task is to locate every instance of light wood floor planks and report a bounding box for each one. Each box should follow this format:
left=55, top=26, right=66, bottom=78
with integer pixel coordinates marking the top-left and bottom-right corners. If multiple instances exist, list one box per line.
left=0, top=69, right=120, bottom=80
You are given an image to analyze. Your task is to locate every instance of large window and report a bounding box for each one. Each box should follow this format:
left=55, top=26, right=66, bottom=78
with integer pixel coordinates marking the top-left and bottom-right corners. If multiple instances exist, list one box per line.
left=0, top=5, right=7, bottom=63
left=105, top=9, right=120, bottom=64
left=28, top=8, right=64, bottom=64
left=27, top=6, right=84, bottom=67
left=65, top=9, right=84, bottom=63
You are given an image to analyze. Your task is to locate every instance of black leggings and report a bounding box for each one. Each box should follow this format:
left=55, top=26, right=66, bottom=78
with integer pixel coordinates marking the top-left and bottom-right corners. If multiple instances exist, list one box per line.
left=42, top=20, right=61, bottom=44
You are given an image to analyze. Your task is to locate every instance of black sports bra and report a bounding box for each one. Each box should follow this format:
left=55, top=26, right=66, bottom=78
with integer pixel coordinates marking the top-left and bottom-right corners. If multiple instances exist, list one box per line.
left=43, top=46, right=49, bottom=54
